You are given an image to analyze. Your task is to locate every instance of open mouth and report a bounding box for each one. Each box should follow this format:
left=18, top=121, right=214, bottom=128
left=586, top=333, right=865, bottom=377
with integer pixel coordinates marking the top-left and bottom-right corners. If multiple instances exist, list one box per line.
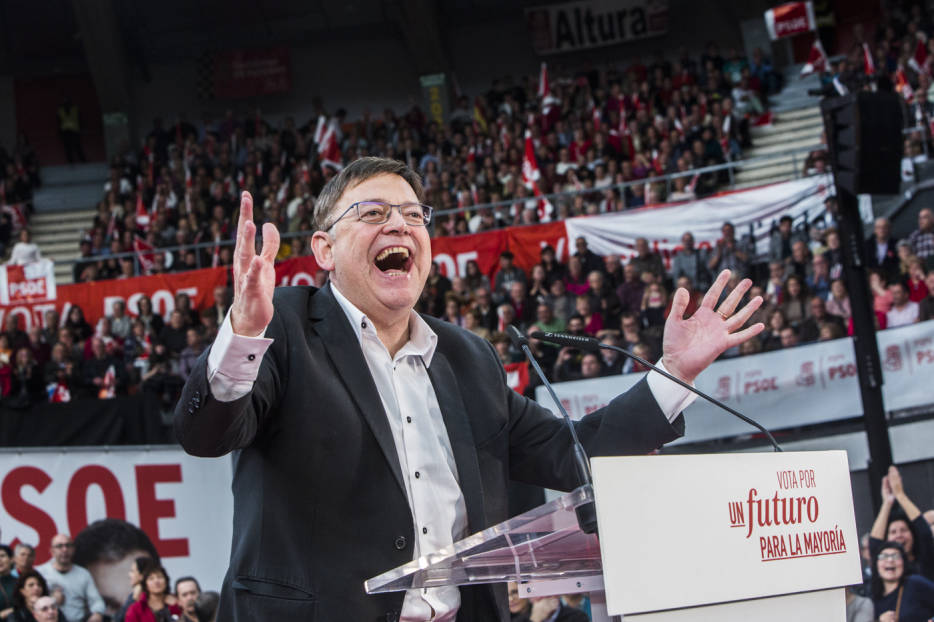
left=374, top=246, right=412, bottom=274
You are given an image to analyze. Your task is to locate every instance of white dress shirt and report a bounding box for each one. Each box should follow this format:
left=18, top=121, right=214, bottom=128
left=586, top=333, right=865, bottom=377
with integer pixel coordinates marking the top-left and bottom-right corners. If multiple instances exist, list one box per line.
left=207, top=284, right=697, bottom=620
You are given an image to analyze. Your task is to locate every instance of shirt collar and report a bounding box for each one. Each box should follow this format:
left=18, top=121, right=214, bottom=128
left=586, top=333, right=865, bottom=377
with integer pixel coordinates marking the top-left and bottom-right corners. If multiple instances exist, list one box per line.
left=330, top=282, right=438, bottom=365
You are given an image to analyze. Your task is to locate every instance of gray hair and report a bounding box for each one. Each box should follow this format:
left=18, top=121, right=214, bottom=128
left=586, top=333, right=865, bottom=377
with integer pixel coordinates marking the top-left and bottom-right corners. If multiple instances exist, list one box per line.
left=313, top=157, right=424, bottom=231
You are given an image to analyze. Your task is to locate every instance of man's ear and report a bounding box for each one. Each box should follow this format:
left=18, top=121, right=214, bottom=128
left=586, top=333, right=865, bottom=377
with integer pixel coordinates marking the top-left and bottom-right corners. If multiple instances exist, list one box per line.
left=311, top=231, right=335, bottom=271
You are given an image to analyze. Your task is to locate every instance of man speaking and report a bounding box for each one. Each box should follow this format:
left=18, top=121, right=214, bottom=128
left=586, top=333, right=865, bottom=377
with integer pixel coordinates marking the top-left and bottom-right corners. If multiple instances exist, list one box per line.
left=174, top=157, right=764, bottom=621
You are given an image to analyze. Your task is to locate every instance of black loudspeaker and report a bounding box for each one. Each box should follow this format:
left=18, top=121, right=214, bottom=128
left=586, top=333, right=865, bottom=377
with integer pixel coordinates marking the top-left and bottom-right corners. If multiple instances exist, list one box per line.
left=821, top=91, right=904, bottom=195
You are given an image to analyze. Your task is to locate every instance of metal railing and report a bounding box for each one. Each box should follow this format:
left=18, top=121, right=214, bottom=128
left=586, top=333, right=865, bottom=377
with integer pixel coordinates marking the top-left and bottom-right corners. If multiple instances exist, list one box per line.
left=53, top=142, right=828, bottom=279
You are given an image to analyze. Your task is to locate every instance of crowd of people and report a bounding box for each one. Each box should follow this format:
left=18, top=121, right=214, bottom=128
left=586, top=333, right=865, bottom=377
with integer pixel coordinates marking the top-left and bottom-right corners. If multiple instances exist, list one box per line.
left=0, top=134, right=41, bottom=261
left=63, top=42, right=782, bottom=283
left=1, top=204, right=933, bottom=406
left=0, top=522, right=217, bottom=622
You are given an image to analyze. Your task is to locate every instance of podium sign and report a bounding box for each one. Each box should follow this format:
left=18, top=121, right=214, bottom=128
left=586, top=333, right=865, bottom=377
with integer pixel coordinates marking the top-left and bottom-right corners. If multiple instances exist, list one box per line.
left=591, top=450, right=862, bottom=617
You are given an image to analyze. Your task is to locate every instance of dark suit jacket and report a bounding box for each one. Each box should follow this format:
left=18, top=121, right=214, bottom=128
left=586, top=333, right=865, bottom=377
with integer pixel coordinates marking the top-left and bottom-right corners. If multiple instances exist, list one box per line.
left=864, top=235, right=900, bottom=280
left=174, top=284, right=683, bottom=622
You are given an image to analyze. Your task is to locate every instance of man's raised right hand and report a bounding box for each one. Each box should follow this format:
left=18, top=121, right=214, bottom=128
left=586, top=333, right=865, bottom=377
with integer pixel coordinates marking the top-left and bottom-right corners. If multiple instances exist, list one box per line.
left=230, top=191, right=280, bottom=337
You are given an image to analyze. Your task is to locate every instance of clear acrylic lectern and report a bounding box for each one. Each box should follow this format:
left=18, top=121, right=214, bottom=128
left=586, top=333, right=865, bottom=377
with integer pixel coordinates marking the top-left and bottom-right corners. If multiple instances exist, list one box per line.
left=366, top=485, right=615, bottom=619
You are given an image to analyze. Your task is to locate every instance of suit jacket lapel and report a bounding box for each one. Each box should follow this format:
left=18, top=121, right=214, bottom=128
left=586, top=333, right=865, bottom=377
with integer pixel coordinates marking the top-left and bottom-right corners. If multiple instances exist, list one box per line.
left=426, top=350, right=486, bottom=534
left=308, top=285, right=406, bottom=497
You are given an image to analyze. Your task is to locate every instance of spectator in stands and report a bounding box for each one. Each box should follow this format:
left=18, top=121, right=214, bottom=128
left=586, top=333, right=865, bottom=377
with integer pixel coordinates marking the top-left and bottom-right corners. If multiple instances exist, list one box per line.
left=442, top=294, right=465, bottom=328
left=472, top=287, right=498, bottom=332
left=13, top=544, right=35, bottom=578
left=463, top=309, right=490, bottom=341
left=114, top=557, right=153, bottom=622
left=760, top=309, right=788, bottom=351
left=909, top=208, right=934, bottom=268
left=174, top=577, right=201, bottom=622
left=640, top=282, right=668, bottom=337
left=464, top=259, right=491, bottom=293
left=779, top=326, right=799, bottom=349
left=789, top=239, right=812, bottom=281
left=807, top=254, right=832, bottom=299
left=124, top=564, right=181, bottom=622
left=670, top=232, right=711, bottom=291
left=8, top=230, right=40, bottom=265
left=907, top=258, right=929, bottom=302
left=622, top=342, right=653, bottom=374
left=40, top=311, right=59, bottom=348
left=921, top=271, right=934, bottom=321
left=208, top=286, right=230, bottom=328
left=9, top=348, right=45, bottom=408
left=4, top=315, right=28, bottom=350
left=135, top=296, right=164, bottom=336
left=26, top=327, right=48, bottom=368
left=37, top=534, right=105, bottom=622
left=193, top=591, right=218, bottom=622
left=866, top=217, right=900, bottom=281
left=768, top=216, right=803, bottom=264
left=493, top=251, right=526, bottom=301
left=871, top=270, right=894, bottom=318
left=9, top=570, right=60, bottom=622
left=800, top=297, right=844, bottom=343
left=616, top=262, right=645, bottom=314
left=580, top=352, right=604, bottom=379
left=174, top=293, right=199, bottom=328
left=887, top=281, right=920, bottom=328
left=158, top=311, right=188, bottom=357
left=871, top=542, right=934, bottom=622
left=64, top=306, right=93, bottom=342
left=826, top=279, right=852, bottom=324
left=82, top=337, right=128, bottom=398
left=870, top=465, right=934, bottom=581
left=108, top=301, right=132, bottom=340
left=508, top=281, right=533, bottom=326
left=780, top=275, right=809, bottom=328
left=630, top=238, right=665, bottom=282
left=527, top=265, right=550, bottom=302
left=603, top=254, right=623, bottom=289
left=573, top=236, right=603, bottom=276
left=708, top=222, right=751, bottom=279
left=0, top=544, right=17, bottom=614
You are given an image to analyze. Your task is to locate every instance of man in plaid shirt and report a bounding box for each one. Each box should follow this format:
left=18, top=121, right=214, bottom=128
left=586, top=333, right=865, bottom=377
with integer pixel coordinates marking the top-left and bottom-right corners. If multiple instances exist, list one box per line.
left=908, top=208, right=934, bottom=268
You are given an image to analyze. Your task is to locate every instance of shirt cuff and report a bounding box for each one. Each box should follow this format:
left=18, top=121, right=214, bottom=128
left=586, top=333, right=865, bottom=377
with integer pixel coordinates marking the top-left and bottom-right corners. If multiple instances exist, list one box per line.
left=646, top=360, right=698, bottom=423
left=207, top=312, right=274, bottom=402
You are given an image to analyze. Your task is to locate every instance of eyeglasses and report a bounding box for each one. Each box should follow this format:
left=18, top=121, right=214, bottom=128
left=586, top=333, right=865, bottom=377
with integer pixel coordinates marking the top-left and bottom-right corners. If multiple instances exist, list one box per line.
left=325, top=201, right=433, bottom=230
left=52, top=543, right=74, bottom=549
left=878, top=552, right=903, bottom=561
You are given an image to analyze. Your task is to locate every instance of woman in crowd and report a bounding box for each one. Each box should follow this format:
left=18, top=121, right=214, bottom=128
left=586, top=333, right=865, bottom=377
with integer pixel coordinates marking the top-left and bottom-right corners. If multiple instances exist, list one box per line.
left=564, top=256, right=589, bottom=296
left=872, top=542, right=934, bottom=622
left=463, top=259, right=490, bottom=293
left=64, top=306, right=93, bottom=342
left=125, top=564, right=182, bottom=622
left=8, top=570, right=63, bottom=622
left=779, top=274, right=809, bottom=327
left=825, top=278, right=852, bottom=325
left=114, top=556, right=154, bottom=622
left=760, top=309, right=788, bottom=351
left=9, top=349, right=45, bottom=408
left=442, top=294, right=465, bottom=328
left=870, top=465, right=934, bottom=582
left=135, top=296, right=164, bottom=336
left=528, top=264, right=550, bottom=302
left=639, top=282, right=668, bottom=337
left=574, top=295, right=603, bottom=336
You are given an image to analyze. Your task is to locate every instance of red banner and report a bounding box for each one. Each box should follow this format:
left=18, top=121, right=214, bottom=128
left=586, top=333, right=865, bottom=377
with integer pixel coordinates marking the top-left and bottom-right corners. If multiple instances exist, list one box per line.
left=431, top=229, right=508, bottom=278
left=764, top=2, right=816, bottom=40
left=505, top=221, right=569, bottom=274
left=0, top=267, right=228, bottom=331
left=274, top=255, right=320, bottom=286
left=504, top=361, right=529, bottom=394
left=213, top=47, right=291, bottom=99
left=0, top=259, right=56, bottom=305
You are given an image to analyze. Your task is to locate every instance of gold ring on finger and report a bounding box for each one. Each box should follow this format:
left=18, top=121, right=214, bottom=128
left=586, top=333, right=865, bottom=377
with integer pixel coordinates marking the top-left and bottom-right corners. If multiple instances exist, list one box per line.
left=717, top=310, right=730, bottom=320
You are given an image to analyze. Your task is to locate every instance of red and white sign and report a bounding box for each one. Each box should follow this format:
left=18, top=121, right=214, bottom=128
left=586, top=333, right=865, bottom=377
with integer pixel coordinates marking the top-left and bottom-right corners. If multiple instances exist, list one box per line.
left=0, top=266, right=228, bottom=332
left=275, top=255, right=320, bottom=287
left=0, top=447, right=232, bottom=593
left=539, top=320, right=934, bottom=444
left=764, top=2, right=816, bottom=40
left=0, top=259, right=56, bottom=305
left=592, top=451, right=860, bottom=616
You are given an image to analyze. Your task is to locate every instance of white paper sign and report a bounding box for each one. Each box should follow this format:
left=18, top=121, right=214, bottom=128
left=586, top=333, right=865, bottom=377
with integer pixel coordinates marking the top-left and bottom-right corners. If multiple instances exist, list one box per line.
left=591, top=451, right=861, bottom=615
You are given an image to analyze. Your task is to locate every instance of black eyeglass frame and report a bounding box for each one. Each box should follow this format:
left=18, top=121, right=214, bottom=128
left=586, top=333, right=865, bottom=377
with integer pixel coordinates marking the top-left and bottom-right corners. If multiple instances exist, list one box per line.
left=324, top=200, right=433, bottom=231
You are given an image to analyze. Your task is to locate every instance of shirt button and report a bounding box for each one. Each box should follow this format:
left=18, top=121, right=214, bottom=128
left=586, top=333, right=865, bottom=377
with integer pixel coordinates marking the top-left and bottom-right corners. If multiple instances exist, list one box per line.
left=394, top=536, right=406, bottom=550
left=362, top=319, right=367, bottom=329
left=406, top=416, right=412, bottom=423
left=247, top=354, right=256, bottom=361
left=414, top=471, right=420, bottom=479
left=422, top=527, right=428, bottom=534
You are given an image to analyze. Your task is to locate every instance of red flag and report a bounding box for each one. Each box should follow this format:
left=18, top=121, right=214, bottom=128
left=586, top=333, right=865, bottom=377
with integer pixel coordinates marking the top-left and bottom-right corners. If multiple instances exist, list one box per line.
left=314, top=116, right=343, bottom=172
left=98, top=365, right=116, bottom=399
left=537, top=62, right=549, bottom=98
left=133, top=235, right=155, bottom=273
left=909, top=33, right=929, bottom=76
left=800, top=38, right=829, bottom=76
left=2, top=204, right=26, bottom=233
left=106, top=208, right=118, bottom=240
left=896, top=67, right=915, bottom=102
left=503, top=361, right=530, bottom=395
left=48, top=382, right=71, bottom=403
left=520, top=131, right=553, bottom=222
left=863, top=43, right=875, bottom=76
left=135, top=184, right=150, bottom=231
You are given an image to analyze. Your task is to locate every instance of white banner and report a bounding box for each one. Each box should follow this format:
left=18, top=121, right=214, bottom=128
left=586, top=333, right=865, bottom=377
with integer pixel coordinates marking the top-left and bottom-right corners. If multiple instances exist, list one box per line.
left=537, top=320, right=934, bottom=444
left=0, top=258, right=56, bottom=306
left=526, top=0, right=669, bottom=55
left=564, top=174, right=833, bottom=267
left=0, top=447, right=232, bottom=606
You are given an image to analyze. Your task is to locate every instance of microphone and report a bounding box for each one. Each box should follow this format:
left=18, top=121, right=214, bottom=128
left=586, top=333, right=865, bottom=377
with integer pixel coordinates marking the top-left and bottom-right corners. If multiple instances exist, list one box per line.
left=530, top=331, right=783, bottom=452
left=506, top=326, right=598, bottom=534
